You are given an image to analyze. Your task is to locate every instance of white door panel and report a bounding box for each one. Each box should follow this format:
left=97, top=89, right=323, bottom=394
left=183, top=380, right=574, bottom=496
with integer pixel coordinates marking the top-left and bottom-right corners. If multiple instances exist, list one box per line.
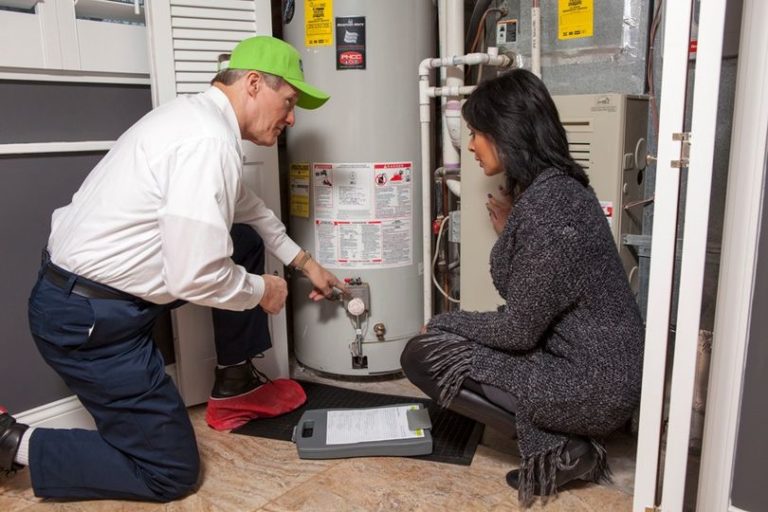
left=146, top=0, right=286, bottom=406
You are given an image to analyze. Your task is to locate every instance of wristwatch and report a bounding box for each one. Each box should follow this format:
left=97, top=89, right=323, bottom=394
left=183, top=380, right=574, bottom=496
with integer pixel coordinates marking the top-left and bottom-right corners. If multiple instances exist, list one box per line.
left=295, top=251, right=312, bottom=272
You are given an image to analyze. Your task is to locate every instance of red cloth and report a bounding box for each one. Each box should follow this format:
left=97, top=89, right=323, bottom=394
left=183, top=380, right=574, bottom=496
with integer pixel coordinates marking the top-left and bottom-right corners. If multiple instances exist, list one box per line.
left=205, top=379, right=306, bottom=431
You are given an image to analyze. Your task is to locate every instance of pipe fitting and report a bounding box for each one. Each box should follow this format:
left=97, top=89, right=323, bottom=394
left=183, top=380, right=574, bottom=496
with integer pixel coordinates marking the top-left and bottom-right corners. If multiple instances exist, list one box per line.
left=443, top=100, right=463, bottom=149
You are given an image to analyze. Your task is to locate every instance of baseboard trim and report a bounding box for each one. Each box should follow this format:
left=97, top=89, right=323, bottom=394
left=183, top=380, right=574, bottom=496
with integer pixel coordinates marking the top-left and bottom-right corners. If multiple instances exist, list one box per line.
left=14, top=364, right=179, bottom=430
left=15, top=395, right=95, bottom=430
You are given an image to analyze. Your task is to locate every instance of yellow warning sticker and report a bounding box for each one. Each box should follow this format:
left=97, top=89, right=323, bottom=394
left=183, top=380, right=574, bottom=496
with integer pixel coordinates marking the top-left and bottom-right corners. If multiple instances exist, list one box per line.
left=305, top=0, right=333, bottom=47
left=290, top=163, right=311, bottom=218
left=558, top=0, right=594, bottom=40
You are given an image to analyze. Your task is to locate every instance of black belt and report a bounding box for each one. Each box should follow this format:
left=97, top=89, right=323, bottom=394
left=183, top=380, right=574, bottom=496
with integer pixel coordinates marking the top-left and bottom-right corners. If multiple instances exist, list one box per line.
left=44, top=265, right=135, bottom=301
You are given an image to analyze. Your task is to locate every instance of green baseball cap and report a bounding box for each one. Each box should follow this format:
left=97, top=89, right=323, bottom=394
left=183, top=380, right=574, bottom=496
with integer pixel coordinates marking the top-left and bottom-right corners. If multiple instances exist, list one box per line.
left=228, top=36, right=329, bottom=110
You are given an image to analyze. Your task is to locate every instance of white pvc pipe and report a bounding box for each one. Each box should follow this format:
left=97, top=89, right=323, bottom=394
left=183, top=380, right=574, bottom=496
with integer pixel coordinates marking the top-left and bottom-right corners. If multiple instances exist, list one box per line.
left=443, top=0, right=464, bottom=156
left=438, top=0, right=447, bottom=81
left=446, top=0, right=463, bottom=59
left=420, top=75, right=434, bottom=323
left=444, top=100, right=463, bottom=148
left=429, top=85, right=478, bottom=97
left=438, top=0, right=449, bottom=128
left=661, top=0, right=727, bottom=508
left=531, top=1, right=541, bottom=77
left=419, top=52, right=511, bottom=76
left=445, top=179, right=461, bottom=198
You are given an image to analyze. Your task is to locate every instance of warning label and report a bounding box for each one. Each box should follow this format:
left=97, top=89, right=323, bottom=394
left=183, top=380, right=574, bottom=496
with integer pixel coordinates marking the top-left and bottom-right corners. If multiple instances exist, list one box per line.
left=312, top=162, right=413, bottom=269
left=289, top=163, right=310, bottom=218
left=558, top=0, right=594, bottom=40
left=305, top=0, right=333, bottom=47
left=600, top=200, right=614, bottom=229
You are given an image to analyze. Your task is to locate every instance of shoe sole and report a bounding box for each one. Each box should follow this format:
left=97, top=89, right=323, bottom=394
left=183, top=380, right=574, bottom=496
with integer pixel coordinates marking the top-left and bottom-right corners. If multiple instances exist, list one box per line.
left=208, top=383, right=267, bottom=401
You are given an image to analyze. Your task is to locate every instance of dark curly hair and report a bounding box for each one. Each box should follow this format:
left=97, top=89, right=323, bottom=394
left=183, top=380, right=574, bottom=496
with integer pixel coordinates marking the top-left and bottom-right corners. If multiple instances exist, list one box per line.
left=462, top=68, right=589, bottom=199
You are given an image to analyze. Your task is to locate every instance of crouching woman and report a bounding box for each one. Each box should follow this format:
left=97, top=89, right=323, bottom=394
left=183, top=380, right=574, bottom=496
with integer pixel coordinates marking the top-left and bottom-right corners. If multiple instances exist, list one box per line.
left=401, top=69, right=644, bottom=505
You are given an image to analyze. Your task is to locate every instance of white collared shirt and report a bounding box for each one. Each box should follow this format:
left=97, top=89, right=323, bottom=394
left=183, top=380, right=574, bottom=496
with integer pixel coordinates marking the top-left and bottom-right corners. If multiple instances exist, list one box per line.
left=47, top=87, right=300, bottom=310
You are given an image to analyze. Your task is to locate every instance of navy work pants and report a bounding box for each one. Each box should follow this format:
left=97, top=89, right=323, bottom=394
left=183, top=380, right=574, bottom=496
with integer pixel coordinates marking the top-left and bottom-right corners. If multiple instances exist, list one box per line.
left=26, top=224, right=268, bottom=501
left=212, top=223, right=270, bottom=364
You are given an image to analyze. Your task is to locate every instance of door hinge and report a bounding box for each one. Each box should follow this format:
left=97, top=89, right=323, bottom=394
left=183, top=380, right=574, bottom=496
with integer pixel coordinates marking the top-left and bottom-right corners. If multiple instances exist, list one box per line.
left=645, top=507, right=661, bottom=512
left=671, top=131, right=691, bottom=168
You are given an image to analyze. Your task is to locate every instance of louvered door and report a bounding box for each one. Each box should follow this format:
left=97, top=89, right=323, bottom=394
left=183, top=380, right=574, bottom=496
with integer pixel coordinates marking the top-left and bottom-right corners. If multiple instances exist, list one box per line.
left=146, top=0, right=289, bottom=406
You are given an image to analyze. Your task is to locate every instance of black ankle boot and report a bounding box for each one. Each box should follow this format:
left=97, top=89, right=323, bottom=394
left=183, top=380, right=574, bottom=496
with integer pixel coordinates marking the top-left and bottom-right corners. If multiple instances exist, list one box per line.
left=448, top=388, right=518, bottom=438
left=0, top=412, right=28, bottom=473
left=506, top=439, right=598, bottom=496
left=210, top=360, right=270, bottom=399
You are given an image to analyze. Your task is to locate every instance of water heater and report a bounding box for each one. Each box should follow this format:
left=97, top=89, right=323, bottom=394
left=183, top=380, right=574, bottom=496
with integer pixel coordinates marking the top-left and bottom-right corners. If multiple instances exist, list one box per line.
left=283, top=0, right=434, bottom=375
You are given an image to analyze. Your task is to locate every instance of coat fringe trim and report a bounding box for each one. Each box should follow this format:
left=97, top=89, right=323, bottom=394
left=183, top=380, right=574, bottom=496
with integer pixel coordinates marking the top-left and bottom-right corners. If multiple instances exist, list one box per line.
left=517, top=438, right=611, bottom=507
left=420, top=332, right=473, bottom=407
left=585, top=438, right=612, bottom=484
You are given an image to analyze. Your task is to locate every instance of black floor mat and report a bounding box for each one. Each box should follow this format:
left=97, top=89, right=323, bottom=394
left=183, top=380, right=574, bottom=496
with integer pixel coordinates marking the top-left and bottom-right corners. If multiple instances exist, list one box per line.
left=232, top=380, right=484, bottom=466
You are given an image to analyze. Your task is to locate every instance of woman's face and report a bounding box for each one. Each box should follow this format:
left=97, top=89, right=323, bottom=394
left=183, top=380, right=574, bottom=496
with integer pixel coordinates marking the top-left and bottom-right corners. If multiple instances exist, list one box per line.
left=467, top=127, right=503, bottom=176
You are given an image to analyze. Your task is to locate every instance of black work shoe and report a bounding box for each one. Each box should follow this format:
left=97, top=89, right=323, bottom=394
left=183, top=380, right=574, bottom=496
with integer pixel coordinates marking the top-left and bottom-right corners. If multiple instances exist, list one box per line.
left=210, top=359, right=271, bottom=399
left=0, top=411, right=28, bottom=473
left=506, top=440, right=597, bottom=496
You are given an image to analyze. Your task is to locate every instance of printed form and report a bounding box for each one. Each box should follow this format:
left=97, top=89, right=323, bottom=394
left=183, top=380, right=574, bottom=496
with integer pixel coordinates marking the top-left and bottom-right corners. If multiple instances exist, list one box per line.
left=326, top=405, right=425, bottom=445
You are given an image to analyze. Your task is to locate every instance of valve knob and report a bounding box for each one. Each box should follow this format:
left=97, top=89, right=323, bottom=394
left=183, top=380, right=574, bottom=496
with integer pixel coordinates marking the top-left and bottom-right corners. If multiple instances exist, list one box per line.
left=347, top=297, right=366, bottom=316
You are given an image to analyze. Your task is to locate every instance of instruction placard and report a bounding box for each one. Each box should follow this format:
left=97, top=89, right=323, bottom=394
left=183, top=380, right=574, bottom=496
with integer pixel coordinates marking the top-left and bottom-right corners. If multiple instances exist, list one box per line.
left=290, top=163, right=311, bottom=218
left=558, top=0, right=593, bottom=40
left=305, top=0, right=333, bottom=47
left=313, top=162, right=413, bottom=269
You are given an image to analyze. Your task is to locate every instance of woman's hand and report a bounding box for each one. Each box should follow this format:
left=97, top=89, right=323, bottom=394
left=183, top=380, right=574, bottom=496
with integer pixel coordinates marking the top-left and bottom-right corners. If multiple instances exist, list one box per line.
left=486, top=186, right=513, bottom=235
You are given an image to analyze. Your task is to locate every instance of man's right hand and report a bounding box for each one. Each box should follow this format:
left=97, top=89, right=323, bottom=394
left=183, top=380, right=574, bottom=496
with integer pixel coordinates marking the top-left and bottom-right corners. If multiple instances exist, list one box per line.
left=259, top=274, right=288, bottom=314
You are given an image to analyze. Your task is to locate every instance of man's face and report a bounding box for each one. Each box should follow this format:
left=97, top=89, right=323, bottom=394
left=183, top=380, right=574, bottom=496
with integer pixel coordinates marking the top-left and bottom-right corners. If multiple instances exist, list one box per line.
left=243, top=75, right=299, bottom=146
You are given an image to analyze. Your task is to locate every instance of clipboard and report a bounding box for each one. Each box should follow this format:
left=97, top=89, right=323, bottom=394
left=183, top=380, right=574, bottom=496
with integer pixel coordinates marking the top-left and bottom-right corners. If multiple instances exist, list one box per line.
left=292, top=403, right=433, bottom=459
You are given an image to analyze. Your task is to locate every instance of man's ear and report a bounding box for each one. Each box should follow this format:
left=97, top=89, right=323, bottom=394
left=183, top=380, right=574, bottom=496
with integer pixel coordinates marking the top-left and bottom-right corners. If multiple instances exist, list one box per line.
left=245, top=71, right=262, bottom=97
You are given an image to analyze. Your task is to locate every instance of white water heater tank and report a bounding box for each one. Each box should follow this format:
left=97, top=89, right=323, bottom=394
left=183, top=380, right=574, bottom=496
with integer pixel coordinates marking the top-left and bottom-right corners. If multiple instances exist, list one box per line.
left=284, top=0, right=434, bottom=375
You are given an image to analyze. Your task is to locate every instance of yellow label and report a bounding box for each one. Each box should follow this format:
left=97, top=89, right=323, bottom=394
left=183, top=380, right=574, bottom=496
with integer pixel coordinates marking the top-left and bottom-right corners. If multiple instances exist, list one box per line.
left=305, top=0, right=333, bottom=47
left=290, top=163, right=311, bottom=218
left=558, top=0, right=594, bottom=40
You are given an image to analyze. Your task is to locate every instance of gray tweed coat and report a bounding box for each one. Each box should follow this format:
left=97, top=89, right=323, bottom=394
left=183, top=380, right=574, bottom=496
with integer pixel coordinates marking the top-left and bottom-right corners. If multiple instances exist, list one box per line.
left=425, top=168, right=644, bottom=503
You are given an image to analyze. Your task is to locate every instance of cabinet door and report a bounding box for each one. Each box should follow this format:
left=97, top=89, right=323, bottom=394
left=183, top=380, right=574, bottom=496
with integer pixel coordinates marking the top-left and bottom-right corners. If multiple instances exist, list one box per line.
left=635, top=0, right=733, bottom=510
left=0, top=0, right=149, bottom=73
left=0, top=1, right=61, bottom=68
left=145, top=0, right=288, bottom=406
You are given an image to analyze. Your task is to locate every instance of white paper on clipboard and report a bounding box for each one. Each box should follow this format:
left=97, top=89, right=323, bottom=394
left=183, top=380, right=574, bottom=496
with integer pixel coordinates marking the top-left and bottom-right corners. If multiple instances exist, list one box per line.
left=325, top=405, right=426, bottom=445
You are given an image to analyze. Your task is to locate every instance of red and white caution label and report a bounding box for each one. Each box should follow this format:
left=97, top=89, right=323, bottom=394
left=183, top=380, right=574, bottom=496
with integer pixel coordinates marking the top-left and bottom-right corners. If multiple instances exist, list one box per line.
left=600, top=200, right=614, bottom=229
left=313, top=162, right=413, bottom=269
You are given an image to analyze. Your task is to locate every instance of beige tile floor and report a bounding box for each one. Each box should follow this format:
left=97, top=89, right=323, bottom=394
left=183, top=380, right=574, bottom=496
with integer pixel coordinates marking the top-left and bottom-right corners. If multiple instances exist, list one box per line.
left=0, top=365, right=636, bottom=511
